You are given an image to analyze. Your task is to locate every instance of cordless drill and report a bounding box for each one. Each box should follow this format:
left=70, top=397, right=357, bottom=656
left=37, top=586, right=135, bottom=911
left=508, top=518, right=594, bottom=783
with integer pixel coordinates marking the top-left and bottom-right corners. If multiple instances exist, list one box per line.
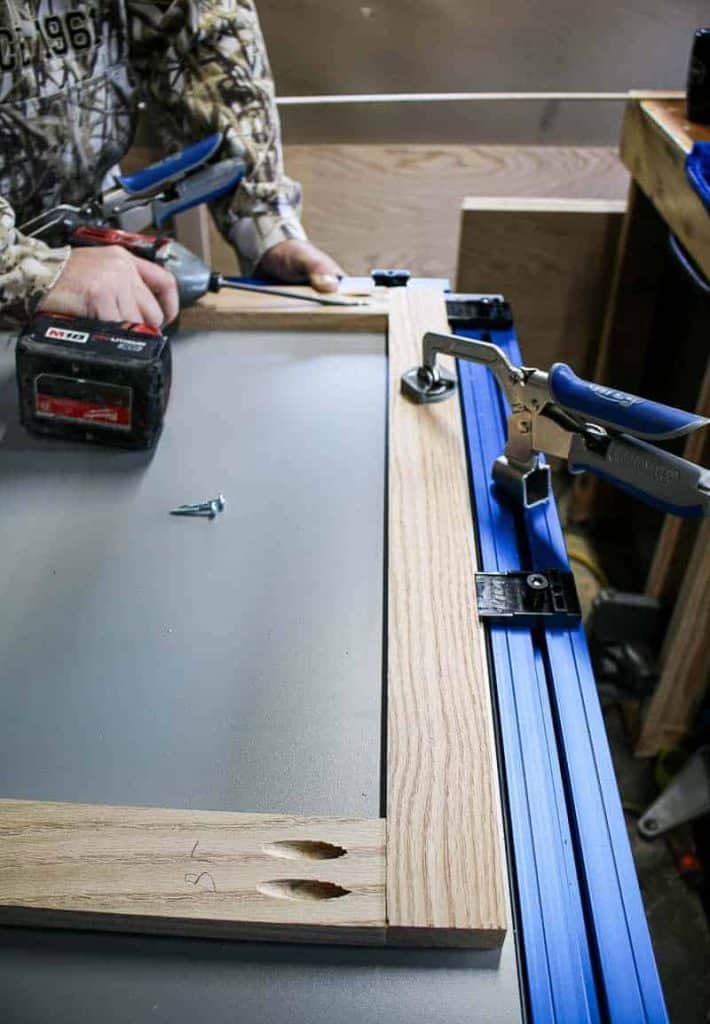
left=15, top=226, right=209, bottom=450
left=15, top=222, right=359, bottom=449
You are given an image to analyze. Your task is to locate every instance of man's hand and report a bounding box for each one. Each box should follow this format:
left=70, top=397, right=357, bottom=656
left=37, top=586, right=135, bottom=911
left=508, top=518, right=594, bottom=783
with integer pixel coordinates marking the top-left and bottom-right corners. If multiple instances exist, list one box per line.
left=256, top=240, right=345, bottom=294
left=37, top=246, right=179, bottom=329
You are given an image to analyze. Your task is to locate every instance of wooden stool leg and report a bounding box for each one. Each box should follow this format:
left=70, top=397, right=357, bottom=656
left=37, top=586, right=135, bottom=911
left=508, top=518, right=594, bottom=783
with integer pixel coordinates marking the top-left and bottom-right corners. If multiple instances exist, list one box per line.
left=568, top=182, right=667, bottom=525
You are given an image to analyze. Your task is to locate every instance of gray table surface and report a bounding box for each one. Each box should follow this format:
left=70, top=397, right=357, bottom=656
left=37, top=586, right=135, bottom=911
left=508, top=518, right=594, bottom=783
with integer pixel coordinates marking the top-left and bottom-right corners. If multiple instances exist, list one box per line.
left=0, top=327, right=522, bottom=1024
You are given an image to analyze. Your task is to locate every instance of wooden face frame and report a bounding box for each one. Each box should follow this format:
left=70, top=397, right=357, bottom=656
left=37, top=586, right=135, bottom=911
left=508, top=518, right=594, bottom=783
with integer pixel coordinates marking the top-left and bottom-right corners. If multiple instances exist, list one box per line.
left=0, top=286, right=506, bottom=949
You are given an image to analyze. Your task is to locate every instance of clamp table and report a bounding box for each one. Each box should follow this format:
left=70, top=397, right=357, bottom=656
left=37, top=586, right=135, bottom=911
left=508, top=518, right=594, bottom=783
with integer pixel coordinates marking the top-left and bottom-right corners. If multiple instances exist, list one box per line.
left=0, top=283, right=665, bottom=1020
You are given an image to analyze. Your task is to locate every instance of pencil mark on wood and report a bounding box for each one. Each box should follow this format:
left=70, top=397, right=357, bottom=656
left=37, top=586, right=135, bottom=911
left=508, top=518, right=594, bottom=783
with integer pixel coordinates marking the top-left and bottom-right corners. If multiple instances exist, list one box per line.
left=184, top=871, right=217, bottom=893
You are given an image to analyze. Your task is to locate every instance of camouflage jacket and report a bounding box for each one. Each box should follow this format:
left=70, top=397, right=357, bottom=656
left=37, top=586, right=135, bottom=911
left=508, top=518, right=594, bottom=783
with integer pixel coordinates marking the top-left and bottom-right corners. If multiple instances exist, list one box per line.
left=0, top=0, right=305, bottom=321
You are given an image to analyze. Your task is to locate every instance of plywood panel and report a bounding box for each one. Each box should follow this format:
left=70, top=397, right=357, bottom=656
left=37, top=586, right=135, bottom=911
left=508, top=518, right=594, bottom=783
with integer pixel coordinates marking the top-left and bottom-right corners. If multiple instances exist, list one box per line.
left=456, top=197, right=625, bottom=371
left=386, top=287, right=507, bottom=947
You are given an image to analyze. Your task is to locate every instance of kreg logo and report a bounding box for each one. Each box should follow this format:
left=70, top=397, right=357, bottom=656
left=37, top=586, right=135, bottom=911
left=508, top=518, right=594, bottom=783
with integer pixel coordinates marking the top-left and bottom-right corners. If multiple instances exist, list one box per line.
left=589, top=383, right=639, bottom=408
left=46, top=326, right=89, bottom=344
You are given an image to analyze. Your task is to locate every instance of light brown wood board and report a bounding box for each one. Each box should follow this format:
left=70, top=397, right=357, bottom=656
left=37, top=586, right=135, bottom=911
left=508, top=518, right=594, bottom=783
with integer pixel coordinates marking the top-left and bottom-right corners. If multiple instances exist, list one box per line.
left=0, top=801, right=386, bottom=944
left=637, top=365, right=710, bottom=756
left=620, top=99, right=710, bottom=281
left=646, top=361, right=710, bottom=606
left=385, top=288, right=507, bottom=946
left=566, top=183, right=670, bottom=525
left=0, top=287, right=508, bottom=949
left=179, top=284, right=388, bottom=333
left=455, top=197, right=625, bottom=373
left=636, top=519, right=710, bottom=758
left=199, top=144, right=629, bottom=280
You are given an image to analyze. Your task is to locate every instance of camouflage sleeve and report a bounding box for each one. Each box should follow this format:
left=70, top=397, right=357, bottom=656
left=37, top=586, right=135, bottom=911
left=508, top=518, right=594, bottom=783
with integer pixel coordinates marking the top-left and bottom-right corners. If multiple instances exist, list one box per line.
left=0, top=198, right=70, bottom=324
left=128, top=0, right=306, bottom=274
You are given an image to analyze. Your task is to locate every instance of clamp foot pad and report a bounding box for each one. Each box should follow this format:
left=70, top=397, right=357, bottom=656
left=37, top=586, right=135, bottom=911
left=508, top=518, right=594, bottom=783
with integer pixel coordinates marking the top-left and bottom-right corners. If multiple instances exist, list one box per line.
left=401, top=366, right=457, bottom=404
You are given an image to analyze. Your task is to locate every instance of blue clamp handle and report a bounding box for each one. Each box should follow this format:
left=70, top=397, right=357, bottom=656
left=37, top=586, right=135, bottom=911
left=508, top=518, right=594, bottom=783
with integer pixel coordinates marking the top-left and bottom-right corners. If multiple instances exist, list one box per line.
left=118, top=133, right=223, bottom=196
left=549, top=363, right=708, bottom=440
left=686, top=142, right=710, bottom=214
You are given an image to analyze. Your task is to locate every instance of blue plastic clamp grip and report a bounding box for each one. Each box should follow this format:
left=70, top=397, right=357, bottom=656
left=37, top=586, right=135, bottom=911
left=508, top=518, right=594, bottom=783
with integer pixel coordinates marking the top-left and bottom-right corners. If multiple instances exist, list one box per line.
left=152, top=167, right=245, bottom=228
left=686, top=142, right=710, bottom=214
left=548, top=363, right=707, bottom=440
left=118, top=133, right=223, bottom=195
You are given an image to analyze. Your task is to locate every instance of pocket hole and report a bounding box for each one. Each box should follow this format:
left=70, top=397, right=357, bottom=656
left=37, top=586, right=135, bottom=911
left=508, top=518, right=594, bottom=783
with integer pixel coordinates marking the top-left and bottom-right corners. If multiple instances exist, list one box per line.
left=263, top=840, right=347, bottom=861
left=258, top=879, right=351, bottom=901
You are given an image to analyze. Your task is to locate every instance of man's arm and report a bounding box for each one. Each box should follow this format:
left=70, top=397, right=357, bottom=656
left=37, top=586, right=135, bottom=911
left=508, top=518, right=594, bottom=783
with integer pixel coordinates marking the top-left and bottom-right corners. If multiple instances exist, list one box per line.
left=128, top=0, right=343, bottom=287
left=0, top=198, right=70, bottom=323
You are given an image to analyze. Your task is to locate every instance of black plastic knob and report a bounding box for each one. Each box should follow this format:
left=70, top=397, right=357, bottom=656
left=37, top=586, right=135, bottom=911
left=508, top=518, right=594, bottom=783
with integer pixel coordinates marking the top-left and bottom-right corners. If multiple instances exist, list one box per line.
left=687, top=28, right=710, bottom=125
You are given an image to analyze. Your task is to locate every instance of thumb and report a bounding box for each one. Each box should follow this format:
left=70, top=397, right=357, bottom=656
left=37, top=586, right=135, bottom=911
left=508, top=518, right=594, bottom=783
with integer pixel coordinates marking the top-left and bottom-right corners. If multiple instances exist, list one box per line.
left=308, top=255, right=344, bottom=294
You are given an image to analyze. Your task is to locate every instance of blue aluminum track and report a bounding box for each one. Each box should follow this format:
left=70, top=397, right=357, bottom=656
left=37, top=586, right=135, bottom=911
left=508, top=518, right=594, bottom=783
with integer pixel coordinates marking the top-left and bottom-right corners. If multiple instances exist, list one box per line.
left=456, top=322, right=668, bottom=1023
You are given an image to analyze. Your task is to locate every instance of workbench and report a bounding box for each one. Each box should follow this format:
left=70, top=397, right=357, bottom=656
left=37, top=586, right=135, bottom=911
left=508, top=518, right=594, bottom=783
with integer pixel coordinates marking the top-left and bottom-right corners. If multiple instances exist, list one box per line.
left=0, top=283, right=666, bottom=1021
left=590, top=96, right=710, bottom=756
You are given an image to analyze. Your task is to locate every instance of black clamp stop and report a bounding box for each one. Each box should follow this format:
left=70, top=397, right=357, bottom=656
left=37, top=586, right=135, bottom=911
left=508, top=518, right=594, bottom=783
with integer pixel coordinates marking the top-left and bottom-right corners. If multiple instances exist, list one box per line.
left=445, top=293, right=514, bottom=331
left=475, top=569, right=582, bottom=627
left=371, top=268, right=411, bottom=287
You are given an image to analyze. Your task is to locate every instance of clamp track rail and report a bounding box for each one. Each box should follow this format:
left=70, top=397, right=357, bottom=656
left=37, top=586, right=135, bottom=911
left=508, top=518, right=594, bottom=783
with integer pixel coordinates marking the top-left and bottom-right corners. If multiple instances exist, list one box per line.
left=456, top=320, right=668, bottom=1022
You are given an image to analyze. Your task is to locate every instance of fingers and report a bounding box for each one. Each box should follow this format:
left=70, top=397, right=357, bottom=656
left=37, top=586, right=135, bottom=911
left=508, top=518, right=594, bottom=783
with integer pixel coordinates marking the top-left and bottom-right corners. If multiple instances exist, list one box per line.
left=257, top=240, right=346, bottom=293
left=39, top=245, right=178, bottom=329
left=134, top=276, right=167, bottom=330
left=132, top=256, right=180, bottom=325
left=309, top=269, right=342, bottom=294
left=90, top=292, right=121, bottom=323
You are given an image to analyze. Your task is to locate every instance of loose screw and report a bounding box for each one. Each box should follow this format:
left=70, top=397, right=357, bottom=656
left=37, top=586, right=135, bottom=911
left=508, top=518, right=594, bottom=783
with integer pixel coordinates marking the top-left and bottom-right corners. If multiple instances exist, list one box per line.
left=171, top=494, right=226, bottom=517
left=170, top=504, right=217, bottom=520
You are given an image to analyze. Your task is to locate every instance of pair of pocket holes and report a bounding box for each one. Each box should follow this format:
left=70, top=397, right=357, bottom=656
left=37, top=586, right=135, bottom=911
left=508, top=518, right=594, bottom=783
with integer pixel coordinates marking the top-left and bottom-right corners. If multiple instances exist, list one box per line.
left=260, top=840, right=350, bottom=902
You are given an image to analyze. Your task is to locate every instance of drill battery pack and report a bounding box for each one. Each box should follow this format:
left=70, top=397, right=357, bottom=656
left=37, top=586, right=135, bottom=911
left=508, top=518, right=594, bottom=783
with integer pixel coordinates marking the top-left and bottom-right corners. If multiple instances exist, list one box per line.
left=16, top=314, right=172, bottom=449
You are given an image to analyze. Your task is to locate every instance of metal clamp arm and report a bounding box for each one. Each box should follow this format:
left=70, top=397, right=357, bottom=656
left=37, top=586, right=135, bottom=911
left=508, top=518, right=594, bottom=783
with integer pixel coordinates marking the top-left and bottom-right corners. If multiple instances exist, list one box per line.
left=401, top=331, right=523, bottom=404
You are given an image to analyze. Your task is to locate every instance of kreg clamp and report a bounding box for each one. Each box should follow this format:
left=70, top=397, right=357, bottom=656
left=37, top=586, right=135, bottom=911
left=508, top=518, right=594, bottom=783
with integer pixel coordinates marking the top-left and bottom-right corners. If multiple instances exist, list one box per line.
left=21, top=133, right=245, bottom=241
left=402, top=332, right=710, bottom=518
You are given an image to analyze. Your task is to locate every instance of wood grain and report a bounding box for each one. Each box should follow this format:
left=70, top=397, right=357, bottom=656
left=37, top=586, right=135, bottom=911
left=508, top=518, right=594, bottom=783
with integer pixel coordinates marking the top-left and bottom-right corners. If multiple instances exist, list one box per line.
left=207, top=144, right=629, bottom=278
left=180, top=286, right=388, bottom=333
left=620, top=99, right=710, bottom=280
left=566, top=183, right=669, bottom=524
left=636, top=519, right=710, bottom=757
left=386, top=287, right=507, bottom=947
left=0, top=801, right=386, bottom=945
left=646, top=361, right=710, bottom=604
left=456, top=196, right=624, bottom=372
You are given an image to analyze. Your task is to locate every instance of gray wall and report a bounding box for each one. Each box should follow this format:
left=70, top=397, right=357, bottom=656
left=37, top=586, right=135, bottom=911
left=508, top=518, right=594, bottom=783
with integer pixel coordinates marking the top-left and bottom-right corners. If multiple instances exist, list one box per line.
left=259, top=1, right=708, bottom=144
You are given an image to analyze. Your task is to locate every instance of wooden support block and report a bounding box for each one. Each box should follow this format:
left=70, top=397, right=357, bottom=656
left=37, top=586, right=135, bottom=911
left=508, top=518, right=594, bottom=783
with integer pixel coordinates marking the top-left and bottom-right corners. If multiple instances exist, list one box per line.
left=646, top=360, right=710, bottom=606
left=0, top=801, right=386, bottom=945
left=455, top=197, right=624, bottom=373
left=620, top=99, right=710, bottom=281
left=386, top=288, right=507, bottom=947
left=566, top=183, right=669, bottom=526
left=636, top=519, right=710, bottom=758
